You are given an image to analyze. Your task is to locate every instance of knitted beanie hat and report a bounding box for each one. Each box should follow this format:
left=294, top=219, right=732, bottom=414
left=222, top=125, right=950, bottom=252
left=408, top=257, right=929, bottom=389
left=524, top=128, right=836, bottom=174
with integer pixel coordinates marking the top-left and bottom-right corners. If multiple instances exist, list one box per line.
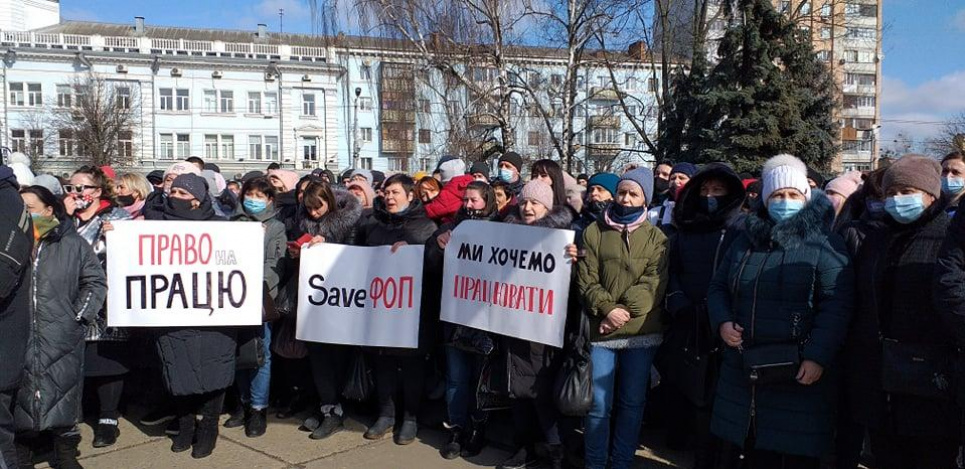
left=761, top=154, right=811, bottom=201
left=883, top=154, right=942, bottom=199
left=520, top=179, right=554, bottom=210
left=164, top=160, right=202, bottom=178
left=438, top=157, right=467, bottom=183
left=825, top=171, right=863, bottom=200
left=171, top=173, right=208, bottom=201
left=670, top=162, right=698, bottom=178
left=620, top=167, right=655, bottom=206
left=499, top=151, right=524, bottom=173
left=587, top=172, right=619, bottom=197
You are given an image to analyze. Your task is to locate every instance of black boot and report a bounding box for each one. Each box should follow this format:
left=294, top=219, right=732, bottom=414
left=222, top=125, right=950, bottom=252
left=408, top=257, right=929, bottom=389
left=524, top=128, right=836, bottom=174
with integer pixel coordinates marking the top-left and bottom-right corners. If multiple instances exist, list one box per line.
left=363, top=416, right=395, bottom=440
left=546, top=444, right=564, bottom=469
left=244, top=408, right=267, bottom=438
left=52, top=431, right=83, bottom=469
left=496, top=446, right=539, bottom=469
left=91, top=421, right=118, bottom=448
left=192, top=392, right=223, bottom=459
left=394, top=420, right=418, bottom=446
left=223, top=405, right=246, bottom=429
left=170, top=414, right=195, bottom=453
left=461, top=420, right=486, bottom=458
left=439, top=426, right=463, bottom=460
left=15, top=439, right=33, bottom=469
left=309, top=412, right=344, bottom=440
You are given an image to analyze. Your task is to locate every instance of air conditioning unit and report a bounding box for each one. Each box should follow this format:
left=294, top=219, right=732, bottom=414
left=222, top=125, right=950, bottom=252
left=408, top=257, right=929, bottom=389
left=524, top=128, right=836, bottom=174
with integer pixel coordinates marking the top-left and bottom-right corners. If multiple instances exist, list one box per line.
left=116, top=64, right=128, bottom=74
left=264, top=72, right=276, bottom=82
left=170, top=67, right=182, bottom=77
left=212, top=70, right=223, bottom=79
left=301, top=74, right=311, bottom=82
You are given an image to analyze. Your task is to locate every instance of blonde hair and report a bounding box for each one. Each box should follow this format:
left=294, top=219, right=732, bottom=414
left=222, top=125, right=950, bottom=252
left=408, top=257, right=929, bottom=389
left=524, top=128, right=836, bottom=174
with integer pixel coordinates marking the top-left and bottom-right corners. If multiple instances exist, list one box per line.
left=117, top=172, right=153, bottom=201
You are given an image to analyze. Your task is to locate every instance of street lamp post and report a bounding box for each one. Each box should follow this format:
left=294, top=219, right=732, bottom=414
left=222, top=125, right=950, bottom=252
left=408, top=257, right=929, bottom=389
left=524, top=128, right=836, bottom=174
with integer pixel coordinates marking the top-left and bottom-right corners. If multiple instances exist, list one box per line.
left=352, top=87, right=362, bottom=169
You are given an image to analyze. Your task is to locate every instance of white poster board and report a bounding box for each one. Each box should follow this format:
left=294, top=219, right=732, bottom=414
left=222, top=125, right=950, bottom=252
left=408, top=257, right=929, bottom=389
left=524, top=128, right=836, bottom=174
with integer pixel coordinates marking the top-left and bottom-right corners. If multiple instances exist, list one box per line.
left=106, top=220, right=264, bottom=327
left=440, top=220, right=575, bottom=347
left=296, top=243, right=425, bottom=348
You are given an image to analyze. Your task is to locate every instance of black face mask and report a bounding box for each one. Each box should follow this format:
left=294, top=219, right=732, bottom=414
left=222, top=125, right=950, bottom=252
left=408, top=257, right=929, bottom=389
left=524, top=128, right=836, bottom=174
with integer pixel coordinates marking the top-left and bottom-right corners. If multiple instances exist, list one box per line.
left=464, top=208, right=488, bottom=220
left=117, top=194, right=136, bottom=207
left=700, top=196, right=720, bottom=214
left=166, top=197, right=196, bottom=213
left=654, top=177, right=670, bottom=194
left=586, top=200, right=609, bottom=215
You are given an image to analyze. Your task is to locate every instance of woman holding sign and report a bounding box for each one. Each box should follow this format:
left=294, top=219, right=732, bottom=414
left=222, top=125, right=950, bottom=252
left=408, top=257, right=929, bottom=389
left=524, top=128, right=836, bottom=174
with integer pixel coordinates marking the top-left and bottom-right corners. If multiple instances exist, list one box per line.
left=146, top=173, right=237, bottom=459
left=497, top=179, right=576, bottom=469
left=14, top=186, right=107, bottom=468
left=576, top=168, right=669, bottom=469
left=425, top=181, right=499, bottom=460
left=356, top=174, right=437, bottom=446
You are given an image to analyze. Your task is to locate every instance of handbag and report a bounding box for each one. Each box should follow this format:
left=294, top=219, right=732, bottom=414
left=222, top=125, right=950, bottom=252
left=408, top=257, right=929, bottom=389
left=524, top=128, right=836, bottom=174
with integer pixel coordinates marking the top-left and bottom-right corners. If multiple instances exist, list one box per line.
left=476, top=353, right=512, bottom=411
left=742, top=343, right=801, bottom=385
left=448, top=325, right=495, bottom=355
left=554, top=312, right=593, bottom=416
left=236, top=329, right=266, bottom=370
left=880, top=338, right=953, bottom=400
left=262, top=282, right=280, bottom=322
left=342, top=350, right=374, bottom=401
left=656, top=304, right=718, bottom=407
left=271, top=316, right=308, bottom=359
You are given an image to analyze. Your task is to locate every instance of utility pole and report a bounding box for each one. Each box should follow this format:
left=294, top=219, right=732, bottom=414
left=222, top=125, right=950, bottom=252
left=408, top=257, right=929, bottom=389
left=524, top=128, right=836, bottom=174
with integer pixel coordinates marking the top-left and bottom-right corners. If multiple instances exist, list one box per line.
left=352, top=87, right=362, bottom=169
left=279, top=9, right=284, bottom=33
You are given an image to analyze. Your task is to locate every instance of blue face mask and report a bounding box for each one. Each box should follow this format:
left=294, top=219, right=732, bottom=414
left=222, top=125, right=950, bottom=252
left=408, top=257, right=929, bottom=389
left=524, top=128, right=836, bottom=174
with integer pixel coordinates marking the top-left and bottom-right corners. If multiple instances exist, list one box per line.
left=885, top=193, right=926, bottom=224
left=701, top=196, right=719, bottom=214
left=768, top=199, right=805, bottom=222
left=499, top=169, right=515, bottom=183
left=943, top=177, right=965, bottom=195
left=243, top=198, right=268, bottom=214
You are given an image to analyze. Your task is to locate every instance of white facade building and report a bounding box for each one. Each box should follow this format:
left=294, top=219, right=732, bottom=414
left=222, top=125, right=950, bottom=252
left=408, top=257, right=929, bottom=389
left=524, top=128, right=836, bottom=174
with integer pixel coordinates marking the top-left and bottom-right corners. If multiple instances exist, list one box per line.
left=0, top=0, right=59, bottom=32
left=1, top=17, right=664, bottom=176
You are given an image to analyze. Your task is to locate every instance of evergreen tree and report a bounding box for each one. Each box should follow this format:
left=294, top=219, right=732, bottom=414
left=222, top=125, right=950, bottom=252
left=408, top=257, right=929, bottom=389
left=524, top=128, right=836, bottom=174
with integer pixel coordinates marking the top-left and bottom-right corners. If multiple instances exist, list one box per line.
left=660, top=0, right=838, bottom=173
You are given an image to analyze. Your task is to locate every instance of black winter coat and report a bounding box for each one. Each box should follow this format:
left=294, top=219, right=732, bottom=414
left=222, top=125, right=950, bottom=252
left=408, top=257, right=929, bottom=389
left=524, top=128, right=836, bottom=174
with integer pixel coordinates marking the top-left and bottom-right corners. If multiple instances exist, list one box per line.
left=356, top=200, right=438, bottom=354
left=15, top=219, right=106, bottom=431
left=147, top=198, right=238, bottom=396
left=0, top=172, right=33, bottom=392
left=501, top=206, right=575, bottom=399
left=847, top=201, right=959, bottom=437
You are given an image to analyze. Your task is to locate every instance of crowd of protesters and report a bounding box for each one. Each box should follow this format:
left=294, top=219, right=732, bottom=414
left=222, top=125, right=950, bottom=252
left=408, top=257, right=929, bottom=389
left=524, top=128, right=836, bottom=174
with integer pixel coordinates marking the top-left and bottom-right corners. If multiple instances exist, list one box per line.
left=3, top=148, right=965, bottom=469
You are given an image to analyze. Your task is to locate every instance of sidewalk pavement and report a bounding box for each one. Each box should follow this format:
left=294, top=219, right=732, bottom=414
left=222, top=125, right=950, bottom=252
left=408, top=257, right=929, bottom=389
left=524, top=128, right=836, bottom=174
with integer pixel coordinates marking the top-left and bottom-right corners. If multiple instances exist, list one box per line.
left=31, top=413, right=691, bottom=468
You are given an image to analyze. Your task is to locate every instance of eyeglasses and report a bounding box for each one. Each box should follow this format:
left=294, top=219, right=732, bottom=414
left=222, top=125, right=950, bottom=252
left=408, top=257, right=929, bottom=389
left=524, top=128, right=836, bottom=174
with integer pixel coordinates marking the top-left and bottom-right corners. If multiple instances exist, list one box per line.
left=62, top=184, right=97, bottom=194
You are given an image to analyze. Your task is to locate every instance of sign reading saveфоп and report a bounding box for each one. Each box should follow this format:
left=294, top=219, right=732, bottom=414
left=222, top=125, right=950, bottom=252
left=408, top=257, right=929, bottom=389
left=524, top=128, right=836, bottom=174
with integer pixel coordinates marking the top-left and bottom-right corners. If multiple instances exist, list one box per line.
left=440, top=220, right=575, bottom=348
left=106, top=220, right=264, bottom=327
left=296, top=243, right=425, bottom=348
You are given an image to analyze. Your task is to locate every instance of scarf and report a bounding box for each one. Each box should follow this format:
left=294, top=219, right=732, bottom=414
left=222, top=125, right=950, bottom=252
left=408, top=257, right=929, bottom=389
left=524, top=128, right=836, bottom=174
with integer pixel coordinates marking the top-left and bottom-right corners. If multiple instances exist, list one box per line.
left=32, top=215, right=59, bottom=243
left=162, top=196, right=216, bottom=221
left=604, top=205, right=648, bottom=234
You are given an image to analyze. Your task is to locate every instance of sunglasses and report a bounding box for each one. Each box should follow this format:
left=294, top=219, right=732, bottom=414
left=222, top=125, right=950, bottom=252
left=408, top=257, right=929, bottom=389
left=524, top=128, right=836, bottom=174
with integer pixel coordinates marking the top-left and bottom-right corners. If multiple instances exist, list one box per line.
left=62, top=184, right=97, bottom=194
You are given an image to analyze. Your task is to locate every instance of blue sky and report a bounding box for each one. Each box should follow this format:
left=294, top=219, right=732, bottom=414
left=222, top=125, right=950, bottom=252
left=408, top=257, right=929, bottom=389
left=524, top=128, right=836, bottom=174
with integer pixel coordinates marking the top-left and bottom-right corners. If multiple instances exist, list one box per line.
left=61, top=0, right=964, bottom=149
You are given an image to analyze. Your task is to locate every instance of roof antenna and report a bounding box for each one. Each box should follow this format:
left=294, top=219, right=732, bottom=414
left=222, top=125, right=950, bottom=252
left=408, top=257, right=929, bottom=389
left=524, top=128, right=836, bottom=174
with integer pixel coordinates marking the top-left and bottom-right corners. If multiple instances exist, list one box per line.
left=279, top=8, right=284, bottom=33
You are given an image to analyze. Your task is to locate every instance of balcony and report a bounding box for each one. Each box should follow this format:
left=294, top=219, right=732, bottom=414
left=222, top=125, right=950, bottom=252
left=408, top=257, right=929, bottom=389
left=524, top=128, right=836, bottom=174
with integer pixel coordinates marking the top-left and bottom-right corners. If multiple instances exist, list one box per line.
left=842, top=84, right=876, bottom=94
left=468, top=114, right=500, bottom=129
left=589, top=115, right=621, bottom=128
left=382, top=140, right=415, bottom=154
left=381, top=109, right=416, bottom=123
left=587, top=143, right=621, bottom=156
left=589, top=86, right=623, bottom=101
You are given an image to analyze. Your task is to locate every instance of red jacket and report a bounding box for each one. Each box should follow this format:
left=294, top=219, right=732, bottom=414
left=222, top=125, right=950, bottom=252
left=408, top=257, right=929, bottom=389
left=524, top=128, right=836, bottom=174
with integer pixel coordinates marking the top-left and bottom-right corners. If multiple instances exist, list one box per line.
left=424, top=174, right=473, bottom=224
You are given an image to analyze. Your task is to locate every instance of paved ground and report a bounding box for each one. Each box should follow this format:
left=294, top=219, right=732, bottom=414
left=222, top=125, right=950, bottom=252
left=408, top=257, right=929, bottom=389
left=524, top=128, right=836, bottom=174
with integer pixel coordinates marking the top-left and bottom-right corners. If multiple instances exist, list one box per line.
left=28, top=412, right=692, bottom=469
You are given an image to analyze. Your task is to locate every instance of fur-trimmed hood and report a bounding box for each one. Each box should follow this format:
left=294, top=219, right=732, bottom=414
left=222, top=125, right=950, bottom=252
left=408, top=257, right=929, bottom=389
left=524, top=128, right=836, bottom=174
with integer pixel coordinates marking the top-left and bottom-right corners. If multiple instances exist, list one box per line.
left=674, top=162, right=746, bottom=233
left=745, top=190, right=836, bottom=249
left=503, top=204, right=575, bottom=229
left=297, top=188, right=363, bottom=243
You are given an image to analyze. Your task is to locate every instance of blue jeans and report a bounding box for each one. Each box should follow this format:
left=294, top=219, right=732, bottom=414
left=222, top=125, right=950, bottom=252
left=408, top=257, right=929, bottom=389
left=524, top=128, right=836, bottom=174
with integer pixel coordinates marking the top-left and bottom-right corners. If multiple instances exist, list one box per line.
left=444, top=346, right=485, bottom=428
left=584, top=344, right=657, bottom=469
left=236, top=323, right=272, bottom=410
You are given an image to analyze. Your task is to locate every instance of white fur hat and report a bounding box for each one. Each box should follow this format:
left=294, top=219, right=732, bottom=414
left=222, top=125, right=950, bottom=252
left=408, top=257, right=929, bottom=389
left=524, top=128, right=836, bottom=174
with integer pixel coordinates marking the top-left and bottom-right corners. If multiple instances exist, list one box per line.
left=761, top=153, right=811, bottom=202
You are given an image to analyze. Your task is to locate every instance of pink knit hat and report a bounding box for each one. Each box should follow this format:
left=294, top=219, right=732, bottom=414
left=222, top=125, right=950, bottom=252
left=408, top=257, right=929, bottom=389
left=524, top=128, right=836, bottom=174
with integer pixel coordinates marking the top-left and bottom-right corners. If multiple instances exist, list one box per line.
left=347, top=180, right=376, bottom=209
left=520, top=180, right=554, bottom=210
left=267, top=169, right=299, bottom=193
left=825, top=171, right=862, bottom=200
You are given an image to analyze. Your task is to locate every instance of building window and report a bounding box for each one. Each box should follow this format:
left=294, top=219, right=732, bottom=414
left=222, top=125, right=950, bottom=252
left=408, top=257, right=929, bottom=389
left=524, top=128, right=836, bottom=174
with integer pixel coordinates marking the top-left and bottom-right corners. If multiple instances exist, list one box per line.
left=817, top=50, right=831, bottom=62
left=176, top=89, right=189, bottom=111
left=57, top=85, right=72, bottom=108
left=419, top=98, right=430, bottom=113
left=361, top=127, right=373, bottom=142
left=360, top=65, right=372, bottom=81
left=176, top=134, right=190, bottom=156
left=359, top=97, right=373, bottom=111
left=779, top=1, right=790, bottom=13
left=27, top=84, right=42, bottom=107
left=220, top=91, right=234, bottom=113
left=844, top=95, right=876, bottom=109
left=117, top=86, right=131, bottom=110
left=800, top=1, right=811, bottom=14
left=845, top=73, right=876, bottom=86
left=204, top=134, right=219, bottom=160
left=159, top=134, right=174, bottom=159
left=248, top=92, right=262, bottom=114
left=160, top=88, right=174, bottom=111
left=648, top=77, right=659, bottom=92
left=9, top=83, right=25, bottom=106
left=302, top=137, right=318, bottom=161
left=59, top=130, right=74, bottom=156
left=820, top=3, right=832, bottom=17
left=592, top=128, right=619, bottom=144
left=626, top=105, right=637, bottom=116
left=819, top=27, right=832, bottom=39
left=418, top=129, right=431, bottom=144
left=264, top=92, right=277, bottom=114
left=528, top=131, right=541, bottom=146
left=248, top=136, right=263, bottom=160
left=388, top=157, right=408, bottom=172
left=302, top=93, right=316, bottom=116
left=118, top=131, right=133, bottom=158
left=10, top=130, right=26, bottom=153
left=528, top=72, right=541, bottom=88
left=359, top=157, right=373, bottom=169
left=29, top=130, right=43, bottom=156
left=625, top=133, right=636, bottom=146
left=204, top=90, right=217, bottom=112
left=418, top=158, right=432, bottom=172
left=846, top=27, right=876, bottom=40
left=265, top=136, right=279, bottom=161
left=551, top=74, right=563, bottom=87
left=221, top=135, right=235, bottom=159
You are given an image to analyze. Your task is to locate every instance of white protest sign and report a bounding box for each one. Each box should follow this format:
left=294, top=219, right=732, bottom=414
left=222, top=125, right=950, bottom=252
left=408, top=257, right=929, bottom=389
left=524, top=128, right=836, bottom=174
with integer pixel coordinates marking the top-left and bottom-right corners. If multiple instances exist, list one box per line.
left=106, top=220, right=264, bottom=327
left=296, top=243, right=425, bottom=348
left=440, top=220, right=575, bottom=347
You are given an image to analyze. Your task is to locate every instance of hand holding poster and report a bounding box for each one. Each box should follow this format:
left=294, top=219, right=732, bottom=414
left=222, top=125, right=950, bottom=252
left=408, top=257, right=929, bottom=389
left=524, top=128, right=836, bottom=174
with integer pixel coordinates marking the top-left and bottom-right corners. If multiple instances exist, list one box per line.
left=106, top=220, right=264, bottom=327
left=296, top=243, right=425, bottom=348
left=440, top=220, right=575, bottom=347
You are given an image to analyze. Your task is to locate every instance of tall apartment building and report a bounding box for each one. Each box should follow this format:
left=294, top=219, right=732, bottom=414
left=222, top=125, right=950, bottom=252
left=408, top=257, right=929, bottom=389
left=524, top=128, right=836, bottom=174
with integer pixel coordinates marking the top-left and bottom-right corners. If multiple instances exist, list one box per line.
left=657, top=0, right=883, bottom=172
left=0, top=14, right=666, bottom=175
